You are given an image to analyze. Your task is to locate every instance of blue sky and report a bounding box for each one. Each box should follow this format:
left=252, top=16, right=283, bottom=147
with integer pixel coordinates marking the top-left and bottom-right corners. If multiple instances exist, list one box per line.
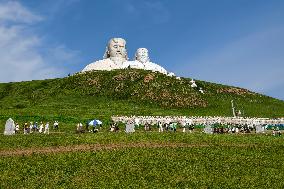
left=0, top=0, right=283, bottom=100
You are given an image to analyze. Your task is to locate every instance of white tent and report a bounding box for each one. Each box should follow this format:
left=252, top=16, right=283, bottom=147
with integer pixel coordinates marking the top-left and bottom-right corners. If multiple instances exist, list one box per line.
left=4, top=118, right=15, bottom=135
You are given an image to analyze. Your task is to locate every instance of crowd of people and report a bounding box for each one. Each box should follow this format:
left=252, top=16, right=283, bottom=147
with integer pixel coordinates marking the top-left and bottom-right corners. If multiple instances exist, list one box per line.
left=14, top=121, right=59, bottom=135
left=112, top=115, right=284, bottom=126
left=5, top=115, right=284, bottom=136
left=111, top=115, right=284, bottom=134
left=76, top=122, right=102, bottom=133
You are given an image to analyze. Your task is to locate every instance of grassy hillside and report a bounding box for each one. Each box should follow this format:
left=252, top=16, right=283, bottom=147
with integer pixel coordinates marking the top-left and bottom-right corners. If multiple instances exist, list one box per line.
left=0, top=69, right=283, bottom=125
left=1, top=69, right=284, bottom=189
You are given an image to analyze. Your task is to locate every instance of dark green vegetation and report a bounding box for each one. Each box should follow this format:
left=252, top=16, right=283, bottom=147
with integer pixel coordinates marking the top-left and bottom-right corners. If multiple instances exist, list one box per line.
left=1, top=133, right=284, bottom=188
left=0, top=69, right=283, bottom=127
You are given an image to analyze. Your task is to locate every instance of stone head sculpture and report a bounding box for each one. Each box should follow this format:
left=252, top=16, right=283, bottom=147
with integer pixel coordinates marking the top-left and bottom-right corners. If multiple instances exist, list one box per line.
left=135, top=48, right=150, bottom=64
left=103, top=38, right=128, bottom=61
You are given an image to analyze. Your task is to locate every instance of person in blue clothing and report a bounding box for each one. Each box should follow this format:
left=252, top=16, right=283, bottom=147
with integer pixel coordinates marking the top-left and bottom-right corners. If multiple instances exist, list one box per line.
left=92, top=124, right=98, bottom=133
left=33, top=122, right=38, bottom=132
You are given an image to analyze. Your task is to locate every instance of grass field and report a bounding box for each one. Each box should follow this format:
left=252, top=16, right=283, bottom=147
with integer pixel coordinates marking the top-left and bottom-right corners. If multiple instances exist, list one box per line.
left=1, top=69, right=284, bottom=188
left=1, top=131, right=284, bottom=188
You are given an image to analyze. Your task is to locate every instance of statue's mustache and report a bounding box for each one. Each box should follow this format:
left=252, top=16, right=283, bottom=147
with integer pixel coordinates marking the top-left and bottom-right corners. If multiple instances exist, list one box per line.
left=116, top=50, right=123, bottom=55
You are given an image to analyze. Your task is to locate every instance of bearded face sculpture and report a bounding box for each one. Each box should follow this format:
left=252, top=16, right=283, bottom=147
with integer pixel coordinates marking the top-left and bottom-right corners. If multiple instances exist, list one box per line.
left=82, top=38, right=170, bottom=75
left=104, top=38, right=128, bottom=61
left=135, top=48, right=150, bottom=64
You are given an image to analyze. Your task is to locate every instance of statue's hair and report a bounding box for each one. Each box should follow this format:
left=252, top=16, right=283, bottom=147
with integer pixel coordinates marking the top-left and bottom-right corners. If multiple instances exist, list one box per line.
left=103, top=46, right=109, bottom=59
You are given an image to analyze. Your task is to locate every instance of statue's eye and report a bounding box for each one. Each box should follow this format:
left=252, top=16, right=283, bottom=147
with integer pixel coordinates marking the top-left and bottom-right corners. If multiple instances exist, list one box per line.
left=113, top=45, right=118, bottom=48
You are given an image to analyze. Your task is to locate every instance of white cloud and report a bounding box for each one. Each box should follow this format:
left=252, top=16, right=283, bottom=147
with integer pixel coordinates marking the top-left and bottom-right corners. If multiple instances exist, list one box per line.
left=0, top=1, right=42, bottom=24
left=0, top=1, right=79, bottom=83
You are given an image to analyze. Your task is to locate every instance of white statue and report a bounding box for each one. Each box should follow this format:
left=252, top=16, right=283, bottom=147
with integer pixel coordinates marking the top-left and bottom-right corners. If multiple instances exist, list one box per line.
left=82, top=39, right=174, bottom=76
left=204, top=125, right=213, bottom=134
left=125, top=120, right=135, bottom=133
left=168, top=72, right=175, bottom=77
left=190, top=79, right=197, bottom=88
left=124, top=48, right=168, bottom=74
left=4, top=118, right=15, bottom=135
left=82, top=38, right=128, bottom=72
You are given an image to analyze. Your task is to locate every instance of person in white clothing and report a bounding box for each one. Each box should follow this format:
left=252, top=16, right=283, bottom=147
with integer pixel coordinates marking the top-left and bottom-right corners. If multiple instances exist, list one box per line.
left=15, top=123, right=20, bottom=133
left=158, top=121, right=163, bottom=132
left=44, top=122, right=49, bottom=134
left=182, top=123, right=186, bottom=133
left=39, top=122, right=44, bottom=133
left=29, top=122, right=33, bottom=133
left=53, top=121, right=59, bottom=130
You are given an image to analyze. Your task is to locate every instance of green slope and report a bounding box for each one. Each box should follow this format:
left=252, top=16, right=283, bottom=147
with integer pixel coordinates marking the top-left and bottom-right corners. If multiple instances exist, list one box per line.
left=0, top=69, right=283, bottom=124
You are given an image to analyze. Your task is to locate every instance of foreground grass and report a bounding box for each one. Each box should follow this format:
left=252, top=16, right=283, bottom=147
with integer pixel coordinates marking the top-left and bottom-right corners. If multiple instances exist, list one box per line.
left=0, top=131, right=283, bottom=150
left=1, top=133, right=284, bottom=188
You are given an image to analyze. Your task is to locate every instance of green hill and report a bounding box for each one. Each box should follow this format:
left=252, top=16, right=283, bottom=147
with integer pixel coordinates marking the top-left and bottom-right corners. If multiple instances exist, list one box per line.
left=1, top=69, right=284, bottom=189
left=0, top=69, right=283, bottom=124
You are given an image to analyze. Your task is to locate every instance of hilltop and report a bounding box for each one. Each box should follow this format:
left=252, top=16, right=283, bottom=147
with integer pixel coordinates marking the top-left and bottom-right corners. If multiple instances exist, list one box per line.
left=0, top=69, right=283, bottom=123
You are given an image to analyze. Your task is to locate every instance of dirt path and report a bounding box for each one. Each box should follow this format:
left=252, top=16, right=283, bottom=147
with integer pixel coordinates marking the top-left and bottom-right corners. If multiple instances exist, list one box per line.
left=0, top=143, right=210, bottom=157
